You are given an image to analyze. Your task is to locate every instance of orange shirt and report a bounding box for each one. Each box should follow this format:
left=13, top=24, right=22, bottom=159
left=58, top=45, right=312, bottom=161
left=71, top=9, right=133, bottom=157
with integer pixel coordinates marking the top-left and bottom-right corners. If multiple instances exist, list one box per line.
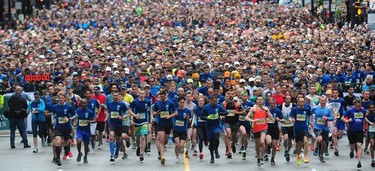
left=253, top=107, right=268, bottom=133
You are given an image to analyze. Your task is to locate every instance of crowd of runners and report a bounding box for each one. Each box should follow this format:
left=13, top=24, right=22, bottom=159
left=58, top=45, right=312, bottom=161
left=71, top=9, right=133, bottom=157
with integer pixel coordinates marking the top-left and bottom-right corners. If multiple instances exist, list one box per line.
left=1, top=0, right=375, bottom=169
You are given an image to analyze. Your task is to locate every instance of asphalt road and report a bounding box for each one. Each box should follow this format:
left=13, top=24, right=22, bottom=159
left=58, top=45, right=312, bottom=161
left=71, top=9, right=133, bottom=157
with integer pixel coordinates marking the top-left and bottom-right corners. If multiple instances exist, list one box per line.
left=0, top=134, right=373, bottom=171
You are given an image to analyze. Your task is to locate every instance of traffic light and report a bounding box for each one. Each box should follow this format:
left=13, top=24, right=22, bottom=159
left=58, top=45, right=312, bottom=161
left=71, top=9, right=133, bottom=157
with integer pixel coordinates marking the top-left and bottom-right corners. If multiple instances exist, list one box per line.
left=355, top=0, right=366, bottom=17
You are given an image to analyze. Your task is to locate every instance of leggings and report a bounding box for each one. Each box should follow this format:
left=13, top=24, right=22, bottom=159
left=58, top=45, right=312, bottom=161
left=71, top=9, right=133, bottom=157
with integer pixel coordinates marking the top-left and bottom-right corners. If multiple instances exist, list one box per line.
left=32, top=121, right=45, bottom=139
left=208, top=133, right=220, bottom=152
left=197, top=125, right=207, bottom=152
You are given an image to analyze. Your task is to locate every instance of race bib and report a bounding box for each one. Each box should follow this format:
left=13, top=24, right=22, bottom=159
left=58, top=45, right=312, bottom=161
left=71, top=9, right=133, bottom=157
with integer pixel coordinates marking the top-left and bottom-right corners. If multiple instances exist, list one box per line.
left=317, top=118, right=326, bottom=125
left=79, top=120, right=88, bottom=127
left=207, top=113, right=219, bottom=120
left=267, top=118, right=275, bottom=124
left=139, top=113, right=146, bottom=119
left=110, top=111, right=119, bottom=119
left=175, top=120, right=184, bottom=126
left=335, top=113, right=340, bottom=119
left=239, top=115, right=246, bottom=121
left=369, top=126, right=375, bottom=133
left=296, top=114, right=306, bottom=121
left=257, top=118, right=265, bottom=124
left=58, top=117, right=66, bottom=124
left=354, top=112, right=363, bottom=119
left=160, top=111, right=169, bottom=118
left=227, top=110, right=235, bottom=117
left=33, top=108, right=39, bottom=113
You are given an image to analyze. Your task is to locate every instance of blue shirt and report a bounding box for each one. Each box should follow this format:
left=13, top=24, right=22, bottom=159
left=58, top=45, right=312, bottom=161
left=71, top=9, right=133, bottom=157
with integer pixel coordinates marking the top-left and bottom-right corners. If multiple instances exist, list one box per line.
left=268, top=108, right=283, bottom=128
left=76, top=107, right=95, bottom=132
left=344, top=107, right=366, bottom=132
left=130, top=98, right=152, bottom=126
left=201, top=103, right=227, bottom=134
left=312, top=106, right=334, bottom=131
left=53, top=103, right=75, bottom=130
left=362, top=100, right=374, bottom=110
left=173, top=108, right=191, bottom=132
left=107, top=101, right=128, bottom=127
left=194, top=106, right=206, bottom=126
left=290, top=106, right=312, bottom=132
left=28, top=99, right=46, bottom=122
left=87, top=98, right=100, bottom=114
left=153, top=99, right=176, bottom=126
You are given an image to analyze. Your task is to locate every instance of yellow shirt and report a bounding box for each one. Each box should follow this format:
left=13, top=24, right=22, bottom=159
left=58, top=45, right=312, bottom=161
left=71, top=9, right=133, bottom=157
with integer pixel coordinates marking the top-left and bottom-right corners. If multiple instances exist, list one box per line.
left=122, top=94, right=134, bottom=104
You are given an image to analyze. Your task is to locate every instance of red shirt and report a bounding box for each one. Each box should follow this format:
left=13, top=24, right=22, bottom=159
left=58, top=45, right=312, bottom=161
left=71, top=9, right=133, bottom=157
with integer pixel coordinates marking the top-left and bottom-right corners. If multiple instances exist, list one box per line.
left=272, top=93, right=284, bottom=106
left=91, top=94, right=107, bottom=122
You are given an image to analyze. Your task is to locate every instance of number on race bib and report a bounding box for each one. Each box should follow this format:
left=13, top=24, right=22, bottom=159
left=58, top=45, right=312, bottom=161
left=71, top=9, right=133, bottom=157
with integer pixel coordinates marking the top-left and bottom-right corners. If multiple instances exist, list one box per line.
left=139, top=113, right=146, bottom=119
left=79, top=120, right=88, bottom=127
left=369, top=126, right=375, bottom=133
left=239, top=115, right=246, bottom=121
left=58, top=117, right=66, bottom=124
left=175, top=120, right=184, bottom=126
left=267, top=118, right=275, bottom=124
left=160, top=111, right=169, bottom=118
left=227, top=110, right=235, bottom=117
left=354, top=113, right=363, bottom=119
left=110, top=112, right=119, bottom=119
left=296, top=114, right=306, bottom=121
left=317, top=118, right=326, bottom=125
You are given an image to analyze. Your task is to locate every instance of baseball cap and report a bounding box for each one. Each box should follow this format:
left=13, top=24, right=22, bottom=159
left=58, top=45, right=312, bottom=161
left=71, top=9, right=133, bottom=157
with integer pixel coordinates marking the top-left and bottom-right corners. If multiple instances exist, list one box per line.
left=34, top=91, right=41, bottom=97
left=121, top=84, right=127, bottom=89
left=234, top=61, right=240, bottom=66
left=240, top=79, right=246, bottom=83
left=144, top=84, right=150, bottom=89
left=94, top=86, right=101, bottom=92
left=187, top=79, right=194, bottom=84
left=224, top=63, right=230, bottom=66
left=67, top=85, right=73, bottom=89
left=105, top=67, right=112, bottom=72
left=255, top=76, right=262, bottom=82
left=167, top=74, right=173, bottom=80
left=248, top=77, right=255, bottom=82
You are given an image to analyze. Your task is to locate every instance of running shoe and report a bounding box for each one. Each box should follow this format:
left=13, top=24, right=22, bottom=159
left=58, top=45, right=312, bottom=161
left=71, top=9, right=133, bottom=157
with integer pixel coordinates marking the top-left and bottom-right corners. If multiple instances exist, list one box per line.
left=303, top=157, right=309, bottom=163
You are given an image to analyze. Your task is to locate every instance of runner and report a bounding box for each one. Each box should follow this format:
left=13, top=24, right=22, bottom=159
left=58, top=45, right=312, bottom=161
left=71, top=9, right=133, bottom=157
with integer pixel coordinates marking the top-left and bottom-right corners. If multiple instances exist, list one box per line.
left=153, top=90, right=177, bottom=165
left=144, top=84, right=157, bottom=153
left=223, top=90, right=245, bottom=159
left=173, top=97, right=191, bottom=163
left=84, top=89, right=101, bottom=150
left=245, top=96, right=273, bottom=167
left=290, top=97, right=312, bottom=165
left=91, top=86, right=107, bottom=149
left=342, top=99, right=366, bottom=168
left=129, top=89, right=152, bottom=161
left=266, top=98, right=284, bottom=165
left=365, top=104, right=375, bottom=167
left=329, top=88, right=347, bottom=156
left=73, top=99, right=96, bottom=163
left=311, top=96, right=334, bottom=163
left=183, top=91, right=197, bottom=158
left=238, top=91, right=254, bottom=160
left=201, top=95, right=228, bottom=163
left=52, top=92, right=75, bottom=166
left=306, top=85, right=320, bottom=151
left=106, top=91, right=129, bottom=162
left=28, top=91, right=46, bottom=153
left=194, top=96, right=208, bottom=160
left=279, top=95, right=295, bottom=162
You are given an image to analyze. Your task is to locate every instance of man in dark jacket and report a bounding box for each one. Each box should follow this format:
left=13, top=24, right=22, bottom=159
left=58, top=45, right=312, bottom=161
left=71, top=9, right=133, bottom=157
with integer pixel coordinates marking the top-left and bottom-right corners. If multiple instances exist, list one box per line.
left=8, top=86, right=30, bottom=148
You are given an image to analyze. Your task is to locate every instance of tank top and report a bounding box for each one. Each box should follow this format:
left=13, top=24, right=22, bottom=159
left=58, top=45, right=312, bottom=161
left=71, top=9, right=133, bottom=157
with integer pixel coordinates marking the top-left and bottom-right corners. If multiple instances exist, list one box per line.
left=253, top=106, right=268, bottom=133
left=281, top=103, right=293, bottom=127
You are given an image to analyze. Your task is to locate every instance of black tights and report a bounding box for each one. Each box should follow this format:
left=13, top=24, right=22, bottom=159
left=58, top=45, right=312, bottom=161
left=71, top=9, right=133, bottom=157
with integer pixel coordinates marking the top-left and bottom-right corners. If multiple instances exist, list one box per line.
left=209, top=133, right=220, bottom=158
left=197, top=126, right=207, bottom=153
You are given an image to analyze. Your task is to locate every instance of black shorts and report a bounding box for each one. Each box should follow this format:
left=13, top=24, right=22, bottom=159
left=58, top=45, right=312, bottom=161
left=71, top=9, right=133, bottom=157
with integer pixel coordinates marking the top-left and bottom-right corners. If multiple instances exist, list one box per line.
left=294, top=130, right=309, bottom=142
left=109, top=125, right=126, bottom=137
left=282, top=127, right=294, bottom=139
left=157, top=124, right=172, bottom=135
left=224, top=122, right=239, bottom=133
left=239, top=123, right=251, bottom=134
left=96, top=122, right=105, bottom=132
left=123, top=126, right=130, bottom=135
left=173, top=131, right=187, bottom=140
left=45, top=117, right=54, bottom=131
left=348, top=130, right=364, bottom=144
left=254, top=130, right=267, bottom=139
left=54, top=129, right=71, bottom=141
left=314, top=129, right=329, bottom=142
left=267, top=127, right=280, bottom=140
